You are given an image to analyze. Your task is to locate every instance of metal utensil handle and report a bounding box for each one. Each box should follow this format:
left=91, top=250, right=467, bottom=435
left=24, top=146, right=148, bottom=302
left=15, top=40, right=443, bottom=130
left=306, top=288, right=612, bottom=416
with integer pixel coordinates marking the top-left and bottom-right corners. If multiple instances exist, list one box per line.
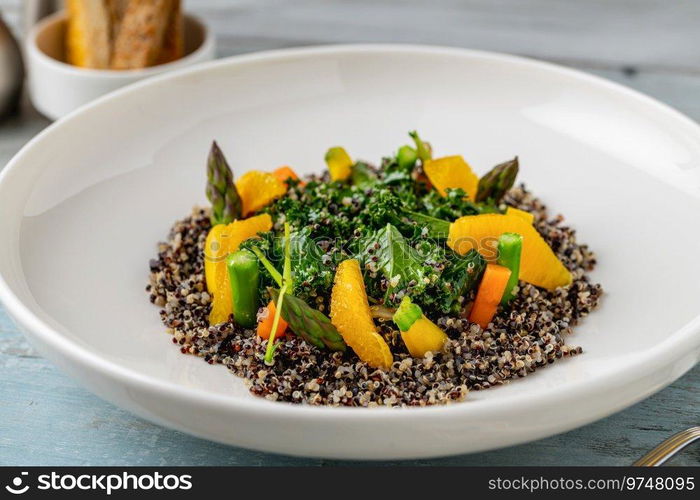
left=633, top=427, right=700, bottom=466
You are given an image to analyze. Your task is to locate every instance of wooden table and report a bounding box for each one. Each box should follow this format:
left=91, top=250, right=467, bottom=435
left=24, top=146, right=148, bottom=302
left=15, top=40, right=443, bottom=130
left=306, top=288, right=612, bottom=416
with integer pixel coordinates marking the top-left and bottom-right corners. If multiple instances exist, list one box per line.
left=0, top=0, right=698, bottom=466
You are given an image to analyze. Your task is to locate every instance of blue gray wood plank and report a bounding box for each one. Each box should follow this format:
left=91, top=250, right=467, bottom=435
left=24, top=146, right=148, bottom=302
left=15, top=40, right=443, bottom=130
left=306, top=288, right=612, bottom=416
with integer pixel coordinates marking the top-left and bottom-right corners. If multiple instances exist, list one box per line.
left=0, top=0, right=698, bottom=465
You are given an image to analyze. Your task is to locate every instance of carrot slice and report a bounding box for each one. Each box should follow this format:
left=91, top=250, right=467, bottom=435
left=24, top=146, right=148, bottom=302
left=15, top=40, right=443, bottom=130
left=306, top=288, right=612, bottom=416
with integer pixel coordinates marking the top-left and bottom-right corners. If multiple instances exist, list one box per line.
left=468, top=264, right=512, bottom=329
left=257, top=300, right=288, bottom=340
left=272, top=166, right=301, bottom=184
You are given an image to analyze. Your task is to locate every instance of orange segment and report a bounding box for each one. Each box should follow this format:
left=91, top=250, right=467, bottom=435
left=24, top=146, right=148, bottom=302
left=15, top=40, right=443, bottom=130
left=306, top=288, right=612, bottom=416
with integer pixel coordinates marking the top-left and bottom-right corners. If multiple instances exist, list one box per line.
left=506, top=206, right=535, bottom=225
left=235, top=171, right=287, bottom=215
left=226, top=213, right=273, bottom=252
left=204, top=224, right=228, bottom=294
left=209, top=266, right=234, bottom=325
left=448, top=214, right=572, bottom=290
left=206, top=214, right=273, bottom=325
left=423, top=155, right=479, bottom=200
left=330, top=259, right=393, bottom=369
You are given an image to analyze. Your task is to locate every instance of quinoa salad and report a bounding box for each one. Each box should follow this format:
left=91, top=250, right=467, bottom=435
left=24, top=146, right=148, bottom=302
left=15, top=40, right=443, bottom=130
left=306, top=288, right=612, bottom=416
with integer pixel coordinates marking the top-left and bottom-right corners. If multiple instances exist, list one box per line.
left=146, top=132, right=602, bottom=407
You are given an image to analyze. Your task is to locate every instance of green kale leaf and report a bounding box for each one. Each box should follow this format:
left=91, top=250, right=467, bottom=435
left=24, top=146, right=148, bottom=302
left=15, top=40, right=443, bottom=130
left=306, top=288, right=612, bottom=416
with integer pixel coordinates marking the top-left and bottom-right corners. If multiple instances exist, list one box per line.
left=289, top=226, right=336, bottom=301
left=357, top=223, right=428, bottom=306
left=420, top=187, right=480, bottom=220
left=433, top=249, right=486, bottom=314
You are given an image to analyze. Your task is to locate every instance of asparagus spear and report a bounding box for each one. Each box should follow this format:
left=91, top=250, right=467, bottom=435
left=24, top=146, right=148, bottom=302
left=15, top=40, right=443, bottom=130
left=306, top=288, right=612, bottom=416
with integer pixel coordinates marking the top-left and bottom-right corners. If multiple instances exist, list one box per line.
left=475, top=157, right=519, bottom=203
left=268, top=288, right=347, bottom=352
left=206, top=141, right=243, bottom=225
left=227, top=249, right=260, bottom=328
left=496, top=232, right=523, bottom=304
left=409, top=130, right=432, bottom=162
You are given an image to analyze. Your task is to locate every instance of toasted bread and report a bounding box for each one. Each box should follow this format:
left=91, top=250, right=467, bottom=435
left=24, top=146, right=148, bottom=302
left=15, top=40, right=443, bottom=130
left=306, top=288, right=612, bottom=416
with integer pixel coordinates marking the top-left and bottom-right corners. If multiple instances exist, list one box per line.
left=65, top=0, right=112, bottom=69
left=156, top=0, right=184, bottom=65
left=111, top=0, right=176, bottom=69
left=107, top=0, right=131, bottom=42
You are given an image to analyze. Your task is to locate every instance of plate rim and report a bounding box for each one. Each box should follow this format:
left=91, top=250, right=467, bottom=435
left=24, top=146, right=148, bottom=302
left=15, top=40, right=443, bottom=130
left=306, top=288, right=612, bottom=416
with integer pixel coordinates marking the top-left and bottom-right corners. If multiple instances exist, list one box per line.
left=1, top=43, right=699, bottom=427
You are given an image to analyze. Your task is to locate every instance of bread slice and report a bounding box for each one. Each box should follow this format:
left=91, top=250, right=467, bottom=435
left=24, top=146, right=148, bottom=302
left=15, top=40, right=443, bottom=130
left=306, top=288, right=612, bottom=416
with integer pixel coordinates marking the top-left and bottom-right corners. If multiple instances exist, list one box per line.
left=156, top=0, right=184, bottom=65
left=111, top=0, right=176, bottom=69
left=65, top=0, right=112, bottom=69
left=107, top=0, right=131, bottom=43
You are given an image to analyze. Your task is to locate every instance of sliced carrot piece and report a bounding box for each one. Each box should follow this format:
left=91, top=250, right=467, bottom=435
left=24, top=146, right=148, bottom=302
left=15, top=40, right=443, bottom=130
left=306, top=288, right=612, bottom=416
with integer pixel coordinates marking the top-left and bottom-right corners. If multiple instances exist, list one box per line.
left=257, top=300, right=288, bottom=340
left=468, top=264, right=511, bottom=328
left=448, top=213, right=572, bottom=290
left=272, top=166, right=301, bottom=184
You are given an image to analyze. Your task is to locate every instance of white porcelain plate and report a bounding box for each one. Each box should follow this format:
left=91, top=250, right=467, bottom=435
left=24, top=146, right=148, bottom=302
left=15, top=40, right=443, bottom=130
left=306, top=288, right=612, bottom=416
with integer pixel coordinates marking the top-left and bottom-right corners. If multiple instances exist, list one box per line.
left=1, top=45, right=700, bottom=460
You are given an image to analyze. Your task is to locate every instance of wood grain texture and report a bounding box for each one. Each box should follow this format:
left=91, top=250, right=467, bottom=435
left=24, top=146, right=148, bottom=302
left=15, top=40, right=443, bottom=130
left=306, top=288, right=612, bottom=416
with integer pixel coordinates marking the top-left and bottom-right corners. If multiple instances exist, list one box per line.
left=0, top=0, right=698, bottom=466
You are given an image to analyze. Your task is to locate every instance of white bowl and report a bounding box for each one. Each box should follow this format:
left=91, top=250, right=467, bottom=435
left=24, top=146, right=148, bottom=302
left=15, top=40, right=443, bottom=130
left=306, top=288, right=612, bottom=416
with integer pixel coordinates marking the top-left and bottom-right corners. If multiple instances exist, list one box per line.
left=26, top=11, right=215, bottom=120
left=1, top=45, right=700, bottom=460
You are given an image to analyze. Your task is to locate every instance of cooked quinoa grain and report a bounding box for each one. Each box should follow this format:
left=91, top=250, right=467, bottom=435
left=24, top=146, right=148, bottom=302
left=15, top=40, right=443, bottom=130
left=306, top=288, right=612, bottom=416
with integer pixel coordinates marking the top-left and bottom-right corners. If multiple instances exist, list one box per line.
left=147, top=186, right=602, bottom=407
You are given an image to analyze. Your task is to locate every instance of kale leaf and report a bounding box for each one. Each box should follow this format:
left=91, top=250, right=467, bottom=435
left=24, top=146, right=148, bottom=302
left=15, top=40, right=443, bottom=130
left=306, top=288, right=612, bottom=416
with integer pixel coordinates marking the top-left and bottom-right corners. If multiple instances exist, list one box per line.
left=433, top=249, right=486, bottom=314
left=356, top=223, right=428, bottom=306
left=355, top=223, right=485, bottom=313
left=241, top=226, right=335, bottom=305
left=289, top=226, right=336, bottom=301
left=419, top=187, right=480, bottom=220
